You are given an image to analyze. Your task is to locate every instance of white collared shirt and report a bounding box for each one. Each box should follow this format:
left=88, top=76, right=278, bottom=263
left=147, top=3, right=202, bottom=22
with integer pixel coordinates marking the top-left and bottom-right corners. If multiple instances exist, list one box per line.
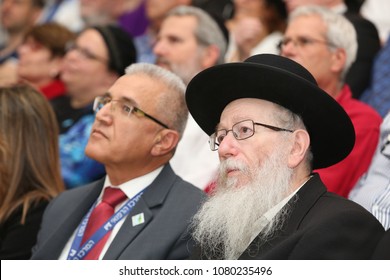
left=58, top=166, right=163, bottom=260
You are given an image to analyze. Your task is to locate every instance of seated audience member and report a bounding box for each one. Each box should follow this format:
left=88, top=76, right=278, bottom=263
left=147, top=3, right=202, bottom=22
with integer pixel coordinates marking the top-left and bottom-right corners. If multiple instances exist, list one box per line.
left=135, top=0, right=192, bottom=63
left=225, top=0, right=287, bottom=62
left=17, top=22, right=76, bottom=100
left=360, top=36, right=390, bottom=118
left=52, top=25, right=136, bottom=189
left=284, top=0, right=381, bottom=99
left=186, top=53, right=384, bottom=260
left=153, top=5, right=227, bottom=189
left=0, top=0, right=45, bottom=86
left=31, top=63, right=205, bottom=260
left=350, top=112, right=390, bottom=230
left=0, top=84, right=64, bottom=259
left=279, top=5, right=381, bottom=197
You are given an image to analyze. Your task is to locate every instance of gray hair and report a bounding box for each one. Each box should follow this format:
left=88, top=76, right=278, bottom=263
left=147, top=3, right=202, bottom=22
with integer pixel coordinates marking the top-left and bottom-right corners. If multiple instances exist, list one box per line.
left=271, top=103, right=314, bottom=172
left=289, top=5, right=357, bottom=81
left=125, top=63, right=188, bottom=137
left=167, top=5, right=227, bottom=65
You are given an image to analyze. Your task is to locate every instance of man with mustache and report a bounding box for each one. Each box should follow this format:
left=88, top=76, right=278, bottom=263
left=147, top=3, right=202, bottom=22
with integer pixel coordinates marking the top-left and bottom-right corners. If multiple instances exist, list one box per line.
left=31, top=63, right=205, bottom=260
left=186, top=53, right=384, bottom=259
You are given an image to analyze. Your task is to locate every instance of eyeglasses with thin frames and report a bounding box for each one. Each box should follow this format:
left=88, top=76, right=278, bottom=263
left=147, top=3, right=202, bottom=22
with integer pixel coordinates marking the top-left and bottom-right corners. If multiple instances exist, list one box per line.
left=65, top=41, right=108, bottom=63
left=209, top=119, right=294, bottom=151
left=277, top=36, right=336, bottom=52
left=93, top=96, right=169, bottom=129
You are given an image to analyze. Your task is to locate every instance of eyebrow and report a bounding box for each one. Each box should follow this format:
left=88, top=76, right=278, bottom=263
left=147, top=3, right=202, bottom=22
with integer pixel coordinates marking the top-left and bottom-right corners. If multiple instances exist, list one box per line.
left=103, top=92, right=138, bottom=106
left=216, top=116, right=254, bottom=130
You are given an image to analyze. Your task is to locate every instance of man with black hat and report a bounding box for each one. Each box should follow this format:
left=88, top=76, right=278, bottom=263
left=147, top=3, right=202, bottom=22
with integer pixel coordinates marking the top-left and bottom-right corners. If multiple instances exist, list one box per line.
left=187, top=53, right=384, bottom=259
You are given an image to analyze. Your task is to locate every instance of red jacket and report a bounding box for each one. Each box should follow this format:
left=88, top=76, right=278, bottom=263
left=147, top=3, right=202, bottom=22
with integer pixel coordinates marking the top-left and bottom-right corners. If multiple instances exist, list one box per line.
left=315, top=85, right=382, bottom=197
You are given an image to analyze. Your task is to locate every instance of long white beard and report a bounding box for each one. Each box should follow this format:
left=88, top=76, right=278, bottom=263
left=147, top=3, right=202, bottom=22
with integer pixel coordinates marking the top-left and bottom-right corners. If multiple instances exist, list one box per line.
left=191, top=148, right=294, bottom=259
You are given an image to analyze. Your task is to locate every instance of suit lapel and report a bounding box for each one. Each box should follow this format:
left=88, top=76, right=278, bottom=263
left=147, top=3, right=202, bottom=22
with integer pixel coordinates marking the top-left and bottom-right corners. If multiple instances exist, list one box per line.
left=102, top=164, right=178, bottom=259
left=42, top=180, right=104, bottom=258
left=283, top=174, right=327, bottom=233
left=102, top=198, right=153, bottom=259
left=239, top=174, right=327, bottom=259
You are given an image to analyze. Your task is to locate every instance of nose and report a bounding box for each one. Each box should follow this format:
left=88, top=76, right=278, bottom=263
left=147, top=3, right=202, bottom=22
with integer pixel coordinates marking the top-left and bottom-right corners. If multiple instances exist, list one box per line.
left=280, top=39, right=296, bottom=57
left=63, top=48, right=78, bottom=63
left=153, top=39, right=167, bottom=56
left=17, top=43, right=28, bottom=55
left=95, top=103, right=114, bottom=125
left=218, top=132, right=239, bottom=160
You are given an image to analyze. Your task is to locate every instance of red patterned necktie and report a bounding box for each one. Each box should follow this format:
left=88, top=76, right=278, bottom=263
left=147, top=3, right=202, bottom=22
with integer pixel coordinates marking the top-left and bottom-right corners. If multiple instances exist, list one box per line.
left=81, top=187, right=127, bottom=260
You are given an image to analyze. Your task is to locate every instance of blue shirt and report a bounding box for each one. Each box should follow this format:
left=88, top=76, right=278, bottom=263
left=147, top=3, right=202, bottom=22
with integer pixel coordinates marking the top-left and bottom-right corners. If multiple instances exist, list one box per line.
left=59, top=114, right=106, bottom=188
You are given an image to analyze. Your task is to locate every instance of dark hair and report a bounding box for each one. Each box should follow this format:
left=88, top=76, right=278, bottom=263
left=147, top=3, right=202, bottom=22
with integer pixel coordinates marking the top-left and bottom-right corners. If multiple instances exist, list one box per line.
left=92, top=25, right=137, bottom=76
left=24, top=22, right=76, bottom=58
left=263, top=0, right=287, bottom=33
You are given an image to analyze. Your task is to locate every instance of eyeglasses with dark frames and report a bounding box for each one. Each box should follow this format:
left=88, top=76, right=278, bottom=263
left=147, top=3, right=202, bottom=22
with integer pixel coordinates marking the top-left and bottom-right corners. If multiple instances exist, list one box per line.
left=380, top=133, right=390, bottom=158
left=277, top=36, right=337, bottom=52
left=65, top=41, right=108, bottom=63
left=93, top=96, right=169, bottom=129
left=209, top=119, right=294, bottom=151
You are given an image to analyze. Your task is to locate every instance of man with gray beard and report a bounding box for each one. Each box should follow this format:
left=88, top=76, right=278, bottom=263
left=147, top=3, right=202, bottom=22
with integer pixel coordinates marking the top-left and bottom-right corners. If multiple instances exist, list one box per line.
left=193, top=142, right=294, bottom=259
left=186, top=53, right=385, bottom=259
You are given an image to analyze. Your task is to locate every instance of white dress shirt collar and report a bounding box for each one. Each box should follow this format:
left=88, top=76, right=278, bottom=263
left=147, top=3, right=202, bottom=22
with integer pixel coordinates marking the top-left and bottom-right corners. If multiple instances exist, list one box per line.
left=101, top=166, right=164, bottom=202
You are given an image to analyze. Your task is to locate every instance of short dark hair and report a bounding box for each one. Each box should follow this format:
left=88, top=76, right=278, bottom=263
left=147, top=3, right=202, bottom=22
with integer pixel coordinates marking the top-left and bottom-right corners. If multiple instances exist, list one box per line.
left=25, top=22, right=76, bottom=57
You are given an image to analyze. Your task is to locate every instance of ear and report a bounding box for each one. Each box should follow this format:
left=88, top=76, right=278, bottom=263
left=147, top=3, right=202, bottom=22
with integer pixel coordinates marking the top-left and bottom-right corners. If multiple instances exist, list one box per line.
left=201, top=45, right=221, bottom=69
left=151, top=129, right=180, bottom=157
left=330, top=47, right=346, bottom=75
left=287, top=129, right=310, bottom=169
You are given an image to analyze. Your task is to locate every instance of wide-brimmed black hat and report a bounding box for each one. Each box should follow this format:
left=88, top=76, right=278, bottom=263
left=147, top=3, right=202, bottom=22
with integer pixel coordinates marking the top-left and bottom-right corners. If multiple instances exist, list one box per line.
left=185, top=54, right=355, bottom=169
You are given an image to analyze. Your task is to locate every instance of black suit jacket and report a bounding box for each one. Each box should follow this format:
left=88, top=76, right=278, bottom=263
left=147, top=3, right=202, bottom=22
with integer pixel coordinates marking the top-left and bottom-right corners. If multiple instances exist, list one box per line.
left=372, top=229, right=390, bottom=259
left=193, top=174, right=384, bottom=259
left=31, top=164, right=205, bottom=260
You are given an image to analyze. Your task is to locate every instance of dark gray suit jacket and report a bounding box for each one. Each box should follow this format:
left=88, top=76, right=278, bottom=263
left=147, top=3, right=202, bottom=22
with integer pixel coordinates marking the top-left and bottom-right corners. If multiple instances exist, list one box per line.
left=31, top=164, right=205, bottom=260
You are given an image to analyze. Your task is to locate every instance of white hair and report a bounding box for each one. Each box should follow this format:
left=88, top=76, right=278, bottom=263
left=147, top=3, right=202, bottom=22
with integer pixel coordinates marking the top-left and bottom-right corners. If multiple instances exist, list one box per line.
left=289, top=5, right=358, bottom=81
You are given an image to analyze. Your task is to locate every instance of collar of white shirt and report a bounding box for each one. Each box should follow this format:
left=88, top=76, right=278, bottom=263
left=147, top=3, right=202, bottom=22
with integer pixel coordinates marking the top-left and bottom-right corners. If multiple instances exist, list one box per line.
left=58, top=166, right=164, bottom=260
left=102, top=165, right=164, bottom=205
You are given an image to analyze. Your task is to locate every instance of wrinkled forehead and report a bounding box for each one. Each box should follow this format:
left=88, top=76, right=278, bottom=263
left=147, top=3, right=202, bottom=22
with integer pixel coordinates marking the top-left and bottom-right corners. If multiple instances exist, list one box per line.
left=109, top=74, right=166, bottom=109
left=220, top=98, right=279, bottom=123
